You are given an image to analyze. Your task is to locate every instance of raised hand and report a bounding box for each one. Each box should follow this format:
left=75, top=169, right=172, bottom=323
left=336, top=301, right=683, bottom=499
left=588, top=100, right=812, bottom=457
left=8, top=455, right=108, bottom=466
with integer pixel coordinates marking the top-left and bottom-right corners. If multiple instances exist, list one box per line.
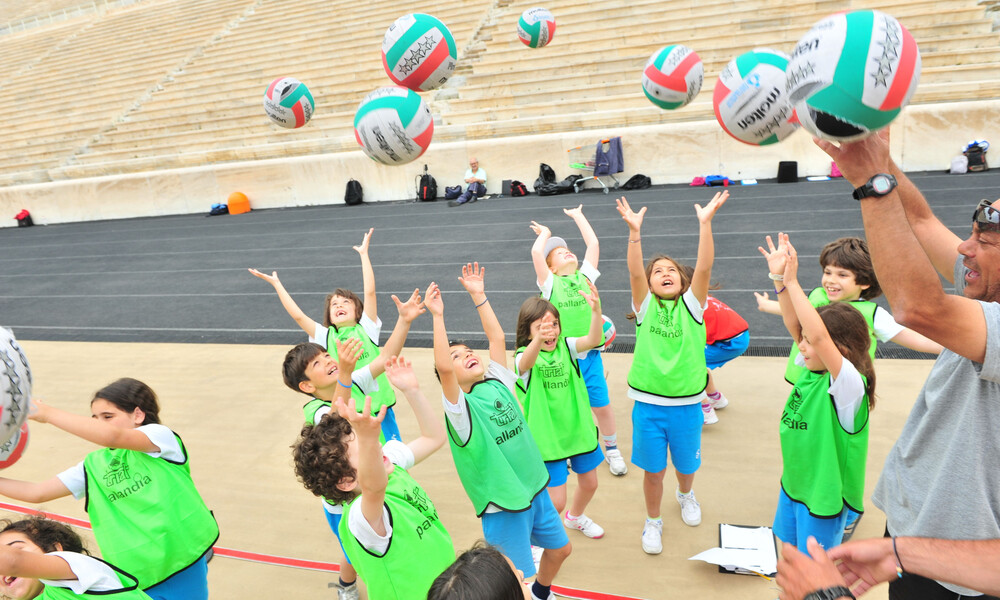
left=353, top=228, right=375, bottom=255
left=424, top=282, right=443, bottom=316
left=531, top=319, right=558, bottom=342
left=694, top=190, right=729, bottom=224
left=384, top=355, right=419, bottom=393
left=335, top=337, right=364, bottom=373
left=392, top=288, right=425, bottom=323
left=579, top=279, right=600, bottom=310
left=783, top=239, right=800, bottom=285
left=335, top=395, right=386, bottom=439
left=458, top=262, right=486, bottom=296
left=529, top=221, right=551, bottom=238
left=754, top=291, right=772, bottom=311
left=813, top=129, right=891, bottom=188
left=563, top=204, right=584, bottom=220
left=615, top=196, right=646, bottom=232
left=758, top=233, right=790, bottom=277
left=248, top=269, right=280, bottom=286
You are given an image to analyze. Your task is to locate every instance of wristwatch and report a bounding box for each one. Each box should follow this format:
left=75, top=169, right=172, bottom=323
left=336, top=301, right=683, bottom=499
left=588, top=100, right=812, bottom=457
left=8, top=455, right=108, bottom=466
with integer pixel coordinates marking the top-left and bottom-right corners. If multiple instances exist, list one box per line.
left=803, top=586, right=856, bottom=600
left=852, top=173, right=897, bottom=200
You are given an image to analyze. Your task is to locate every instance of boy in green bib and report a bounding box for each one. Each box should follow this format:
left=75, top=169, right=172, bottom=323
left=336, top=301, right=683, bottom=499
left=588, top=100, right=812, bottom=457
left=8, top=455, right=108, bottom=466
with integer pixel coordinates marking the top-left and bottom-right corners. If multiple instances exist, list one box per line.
left=292, top=343, right=454, bottom=600
left=760, top=233, right=876, bottom=552
left=428, top=264, right=572, bottom=600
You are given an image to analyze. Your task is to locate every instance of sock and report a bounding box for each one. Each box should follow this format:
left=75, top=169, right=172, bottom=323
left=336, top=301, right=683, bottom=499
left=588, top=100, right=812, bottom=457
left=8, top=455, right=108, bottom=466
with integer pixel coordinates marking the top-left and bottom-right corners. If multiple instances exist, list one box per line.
left=566, top=512, right=579, bottom=521
left=532, top=581, right=552, bottom=600
left=339, top=577, right=355, bottom=588
left=708, top=391, right=721, bottom=401
left=602, top=434, right=617, bottom=449
left=677, top=489, right=693, bottom=498
left=646, top=516, right=662, bottom=524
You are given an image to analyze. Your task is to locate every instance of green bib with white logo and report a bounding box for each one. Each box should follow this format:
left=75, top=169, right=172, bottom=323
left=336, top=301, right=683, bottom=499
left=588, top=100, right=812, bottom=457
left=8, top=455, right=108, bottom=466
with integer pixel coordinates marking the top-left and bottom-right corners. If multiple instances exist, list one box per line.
left=447, top=380, right=549, bottom=516
left=785, top=288, right=878, bottom=385
left=547, top=271, right=602, bottom=342
left=515, top=339, right=598, bottom=461
left=326, top=324, right=396, bottom=411
left=339, top=467, right=455, bottom=600
left=41, top=557, right=151, bottom=599
left=82, top=435, right=219, bottom=588
left=627, top=292, right=708, bottom=401
left=779, top=370, right=869, bottom=516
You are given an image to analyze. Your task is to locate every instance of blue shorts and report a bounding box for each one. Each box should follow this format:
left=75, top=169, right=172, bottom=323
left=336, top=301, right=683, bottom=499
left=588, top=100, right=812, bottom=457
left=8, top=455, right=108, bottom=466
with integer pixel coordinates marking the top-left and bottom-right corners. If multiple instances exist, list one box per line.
left=579, top=351, right=610, bottom=408
left=631, top=401, right=702, bottom=474
left=322, top=505, right=351, bottom=565
left=381, top=406, right=401, bottom=442
left=144, top=554, right=209, bottom=600
left=773, top=488, right=852, bottom=552
left=705, top=330, right=750, bottom=369
left=481, top=491, right=569, bottom=579
left=544, top=445, right=604, bottom=487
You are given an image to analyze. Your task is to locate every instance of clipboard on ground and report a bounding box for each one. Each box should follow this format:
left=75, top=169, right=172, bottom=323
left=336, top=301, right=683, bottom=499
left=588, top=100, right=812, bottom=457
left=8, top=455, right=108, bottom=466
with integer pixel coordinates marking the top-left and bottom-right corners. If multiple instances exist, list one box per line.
left=688, top=523, right=778, bottom=577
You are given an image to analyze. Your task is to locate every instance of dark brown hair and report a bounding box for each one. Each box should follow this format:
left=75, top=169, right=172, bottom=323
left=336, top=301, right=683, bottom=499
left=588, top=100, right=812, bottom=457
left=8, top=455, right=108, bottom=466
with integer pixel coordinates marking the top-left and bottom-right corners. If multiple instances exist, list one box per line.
left=291, top=416, right=359, bottom=504
left=817, top=303, right=877, bottom=409
left=282, top=343, right=326, bottom=395
left=681, top=264, right=720, bottom=290
left=91, top=378, right=160, bottom=425
left=626, top=254, right=691, bottom=320
left=428, top=541, right=523, bottom=600
left=322, top=288, right=364, bottom=327
left=0, top=517, right=87, bottom=554
left=819, top=237, right=882, bottom=300
left=515, top=297, right=559, bottom=349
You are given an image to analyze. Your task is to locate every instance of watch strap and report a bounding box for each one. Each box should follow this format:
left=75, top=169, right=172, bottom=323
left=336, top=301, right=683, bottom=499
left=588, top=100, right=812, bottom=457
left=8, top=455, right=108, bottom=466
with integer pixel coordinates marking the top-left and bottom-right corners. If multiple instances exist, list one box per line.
left=803, top=585, right=856, bottom=600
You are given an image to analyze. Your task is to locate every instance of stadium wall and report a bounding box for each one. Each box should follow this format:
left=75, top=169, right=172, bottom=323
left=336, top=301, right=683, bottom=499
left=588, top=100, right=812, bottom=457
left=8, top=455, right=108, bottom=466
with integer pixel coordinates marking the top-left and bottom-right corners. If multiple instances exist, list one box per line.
left=2, top=99, right=997, bottom=227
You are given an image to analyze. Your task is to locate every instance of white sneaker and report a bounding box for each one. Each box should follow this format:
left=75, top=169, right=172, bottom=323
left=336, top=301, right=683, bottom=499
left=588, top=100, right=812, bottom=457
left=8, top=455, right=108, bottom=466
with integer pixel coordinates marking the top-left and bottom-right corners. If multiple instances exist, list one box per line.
left=530, top=544, right=543, bottom=573
left=711, top=393, right=729, bottom=409
left=605, top=447, right=628, bottom=476
left=676, top=489, right=702, bottom=526
left=641, top=519, right=663, bottom=554
left=564, top=512, right=605, bottom=538
left=702, top=402, right=719, bottom=425
left=331, top=581, right=359, bottom=600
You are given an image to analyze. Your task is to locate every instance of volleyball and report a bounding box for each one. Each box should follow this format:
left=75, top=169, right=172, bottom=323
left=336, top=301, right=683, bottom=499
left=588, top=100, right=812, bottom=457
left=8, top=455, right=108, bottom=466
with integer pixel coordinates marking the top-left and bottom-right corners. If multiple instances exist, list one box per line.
left=354, top=86, right=434, bottom=165
left=641, top=45, right=703, bottom=110
left=382, top=14, right=457, bottom=92
left=713, top=48, right=799, bottom=146
left=0, top=328, right=31, bottom=448
left=263, top=77, right=315, bottom=129
left=0, top=423, right=29, bottom=469
left=517, top=8, right=556, bottom=48
left=601, top=315, right=616, bottom=352
left=785, top=10, right=921, bottom=142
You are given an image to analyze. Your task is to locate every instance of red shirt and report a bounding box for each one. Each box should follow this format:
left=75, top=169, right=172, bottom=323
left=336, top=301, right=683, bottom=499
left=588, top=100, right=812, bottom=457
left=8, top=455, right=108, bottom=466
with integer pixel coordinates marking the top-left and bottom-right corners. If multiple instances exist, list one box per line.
left=704, top=296, right=748, bottom=344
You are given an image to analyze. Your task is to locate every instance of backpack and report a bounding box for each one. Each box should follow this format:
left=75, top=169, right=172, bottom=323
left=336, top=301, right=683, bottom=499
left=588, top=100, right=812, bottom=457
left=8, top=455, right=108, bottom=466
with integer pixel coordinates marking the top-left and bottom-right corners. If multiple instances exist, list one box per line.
left=14, top=209, right=33, bottom=227
left=510, top=180, right=528, bottom=197
left=621, top=174, right=651, bottom=190
left=539, top=163, right=556, bottom=184
left=704, top=175, right=730, bottom=187
left=345, top=179, right=363, bottom=206
left=534, top=163, right=561, bottom=195
left=964, top=141, right=989, bottom=172
left=417, top=173, right=437, bottom=201
left=444, top=185, right=462, bottom=200
left=207, top=203, right=228, bottom=216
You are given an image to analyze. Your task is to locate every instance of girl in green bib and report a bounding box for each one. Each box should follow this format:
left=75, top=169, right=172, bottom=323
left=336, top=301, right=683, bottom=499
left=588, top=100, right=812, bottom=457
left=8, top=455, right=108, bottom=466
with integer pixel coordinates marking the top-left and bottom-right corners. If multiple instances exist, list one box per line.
left=0, top=517, right=152, bottom=600
left=615, top=191, right=728, bottom=555
left=0, top=379, right=218, bottom=600
left=514, top=286, right=605, bottom=540
left=760, top=233, right=876, bottom=552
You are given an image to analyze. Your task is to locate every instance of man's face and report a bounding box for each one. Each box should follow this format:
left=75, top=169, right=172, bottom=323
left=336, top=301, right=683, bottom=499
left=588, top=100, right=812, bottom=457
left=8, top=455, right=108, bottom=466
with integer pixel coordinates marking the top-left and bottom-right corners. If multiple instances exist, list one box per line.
left=469, top=160, right=478, bottom=170
left=958, top=224, right=1000, bottom=302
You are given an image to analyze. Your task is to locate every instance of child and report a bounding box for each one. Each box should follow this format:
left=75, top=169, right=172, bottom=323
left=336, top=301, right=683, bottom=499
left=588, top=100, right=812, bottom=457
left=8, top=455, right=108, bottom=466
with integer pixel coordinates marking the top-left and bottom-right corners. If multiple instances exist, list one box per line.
left=428, top=264, right=571, bottom=600
left=529, top=206, right=626, bottom=476
left=250, top=227, right=402, bottom=440
left=754, top=236, right=941, bottom=385
left=614, top=191, right=728, bottom=554
left=680, top=265, right=750, bottom=425
left=514, top=290, right=605, bottom=539
left=291, top=349, right=454, bottom=600
left=429, top=542, right=528, bottom=600
left=759, top=233, right=875, bottom=552
left=0, top=517, right=153, bottom=599
left=0, top=379, right=218, bottom=600
left=280, top=288, right=423, bottom=600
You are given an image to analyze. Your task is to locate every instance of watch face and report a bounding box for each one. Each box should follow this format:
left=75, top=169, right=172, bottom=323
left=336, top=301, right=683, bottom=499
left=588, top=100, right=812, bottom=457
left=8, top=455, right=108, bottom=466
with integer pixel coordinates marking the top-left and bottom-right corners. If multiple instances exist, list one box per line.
left=872, top=175, right=892, bottom=194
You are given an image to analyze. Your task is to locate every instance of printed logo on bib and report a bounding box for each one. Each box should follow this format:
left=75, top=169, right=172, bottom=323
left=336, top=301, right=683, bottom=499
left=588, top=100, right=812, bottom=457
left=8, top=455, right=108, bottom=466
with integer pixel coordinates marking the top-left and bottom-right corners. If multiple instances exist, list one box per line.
left=102, top=456, right=152, bottom=502
left=648, top=307, right=682, bottom=339
left=555, top=280, right=587, bottom=311
left=488, top=398, right=524, bottom=446
left=538, top=362, right=569, bottom=389
left=404, top=484, right=442, bottom=540
left=781, top=389, right=809, bottom=430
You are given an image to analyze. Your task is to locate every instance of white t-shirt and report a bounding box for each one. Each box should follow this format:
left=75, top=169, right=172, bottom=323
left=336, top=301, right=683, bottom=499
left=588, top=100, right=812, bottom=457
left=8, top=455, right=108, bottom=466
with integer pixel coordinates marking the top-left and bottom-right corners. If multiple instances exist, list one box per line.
left=793, top=354, right=867, bottom=433
left=40, top=552, right=127, bottom=593
left=310, top=313, right=382, bottom=348
left=57, top=424, right=184, bottom=499
left=872, top=306, right=905, bottom=342
left=309, top=365, right=376, bottom=425
left=464, top=167, right=487, bottom=184
left=345, top=440, right=416, bottom=556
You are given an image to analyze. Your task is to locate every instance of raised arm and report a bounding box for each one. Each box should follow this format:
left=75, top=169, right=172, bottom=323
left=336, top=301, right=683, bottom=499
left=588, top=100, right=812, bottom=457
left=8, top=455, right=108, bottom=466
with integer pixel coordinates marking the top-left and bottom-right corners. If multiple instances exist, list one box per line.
left=516, top=319, right=553, bottom=373
left=529, top=221, right=555, bottom=287
left=760, top=233, right=801, bottom=343
left=384, top=356, right=445, bottom=464
left=753, top=292, right=783, bottom=316
left=426, top=282, right=461, bottom=404
left=565, top=204, right=600, bottom=269
left=248, top=269, right=320, bottom=336
left=354, top=228, right=377, bottom=323
left=0, top=545, right=76, bottom=581
left=30, top=400, right=159, bottom=453
left=691, top=191, right=729, bottom=306
left=615, top=196, right=649, bottom=308
left=368, top=288, right=424, bottom=378
left=574, top=280, right=604, bottom=352
left=784, top=241, right=845, bottom=379
left=889, top=327, right=942, bottom=355
left=337, top=396, right=390, bottom=536
left=334, top=338, right=363, bottom=407
left=0, top=476, right=71, bottom=504
left=459, top=263, right=507, bottom=367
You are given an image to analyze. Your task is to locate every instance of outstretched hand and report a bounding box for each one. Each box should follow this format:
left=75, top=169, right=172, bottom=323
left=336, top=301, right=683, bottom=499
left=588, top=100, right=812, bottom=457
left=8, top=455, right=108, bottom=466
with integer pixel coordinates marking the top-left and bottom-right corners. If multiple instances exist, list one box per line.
left=384, top=355, right=419, bottom=393
left=579, top=279, right=600, bottom=311
left=248, top=269, right=280, bottom=286
left=335, top=395, right=387, bottom=437
left=392, top=288, right=425, bottom=323
left=424, top=282, right=444, bottom=316
left=335, top=338, right=363, bottom=373
left=27, top=398, right=51, bottom=423
left=754, top=291, right=772, bottom=311
left=758, top=233, right=790, bottom=276
left=615, top=196, right=646, bottom=232
left=776, top=538, right=849, bottom=600
left=458, top=262, right=486, bottom=296
left=783, top=240, right=800, bottom=284
left=813, top=129, right=891, bottom=188
left=563, top=204, right=585, bottom=220
left=529, top=221, right=551, bottom=239
left=353, top=228, right=374, bottom=255
left=827, top=538, right=899, bottom=596
left=694, top=190, right=729, bottom=224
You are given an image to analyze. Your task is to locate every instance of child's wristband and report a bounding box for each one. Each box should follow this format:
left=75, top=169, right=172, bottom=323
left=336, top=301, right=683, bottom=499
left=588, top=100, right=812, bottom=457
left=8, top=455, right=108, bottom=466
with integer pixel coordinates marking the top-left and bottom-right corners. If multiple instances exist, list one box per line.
left=774, top=286, right=786, bottom=295
left=475, top=298, right=489, bottom=308
left=338, top=380, right=352, bottom=389
left=629, top=238, right=641, bottom=244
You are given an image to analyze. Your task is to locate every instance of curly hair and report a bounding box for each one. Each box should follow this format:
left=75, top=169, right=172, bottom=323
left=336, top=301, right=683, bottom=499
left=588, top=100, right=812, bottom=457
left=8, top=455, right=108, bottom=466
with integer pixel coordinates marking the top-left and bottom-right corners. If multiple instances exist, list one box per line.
left=291, top=416, right=359, bottom=504
left=428, top=541, right=523, bottom=600
left=0, top=517, right=87, bottom=554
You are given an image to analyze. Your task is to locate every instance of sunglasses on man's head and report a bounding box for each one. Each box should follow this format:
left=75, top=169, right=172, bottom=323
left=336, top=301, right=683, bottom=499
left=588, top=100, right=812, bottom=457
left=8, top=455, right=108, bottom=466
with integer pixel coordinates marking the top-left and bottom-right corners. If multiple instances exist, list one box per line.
left=973, top=199, right=1000, bottom=232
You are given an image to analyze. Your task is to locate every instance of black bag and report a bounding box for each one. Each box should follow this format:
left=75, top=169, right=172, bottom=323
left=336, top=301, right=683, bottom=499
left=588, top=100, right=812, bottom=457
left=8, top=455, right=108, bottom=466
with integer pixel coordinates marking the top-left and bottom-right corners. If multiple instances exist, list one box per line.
left=15, top=209, right=33, bottom=227
left=534, top=163, right=561, bottom=194
left=965, top=146, right=988, bottom=172
left=345, top=179, right=363, bottom=206
left=539, top=163, right=556, bottom=184
left=207, top=203, right=228, bottom=216
left=444, top=185, right=462, bottom=200
left=621, top=174, right=651, bottom=190
left=510, top=180, right=528, bottom=197
left=537, top=175, right=581, bottom=196
left=418, top=173, right=437, bottom=201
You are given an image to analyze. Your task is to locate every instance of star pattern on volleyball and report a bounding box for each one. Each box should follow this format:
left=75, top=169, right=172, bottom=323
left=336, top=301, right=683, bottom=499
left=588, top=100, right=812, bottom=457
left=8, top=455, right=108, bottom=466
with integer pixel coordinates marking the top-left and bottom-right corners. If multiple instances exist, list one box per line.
left=396, top=35, right=436, bottom=76
left=870, top=19, right=901, bottom=88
